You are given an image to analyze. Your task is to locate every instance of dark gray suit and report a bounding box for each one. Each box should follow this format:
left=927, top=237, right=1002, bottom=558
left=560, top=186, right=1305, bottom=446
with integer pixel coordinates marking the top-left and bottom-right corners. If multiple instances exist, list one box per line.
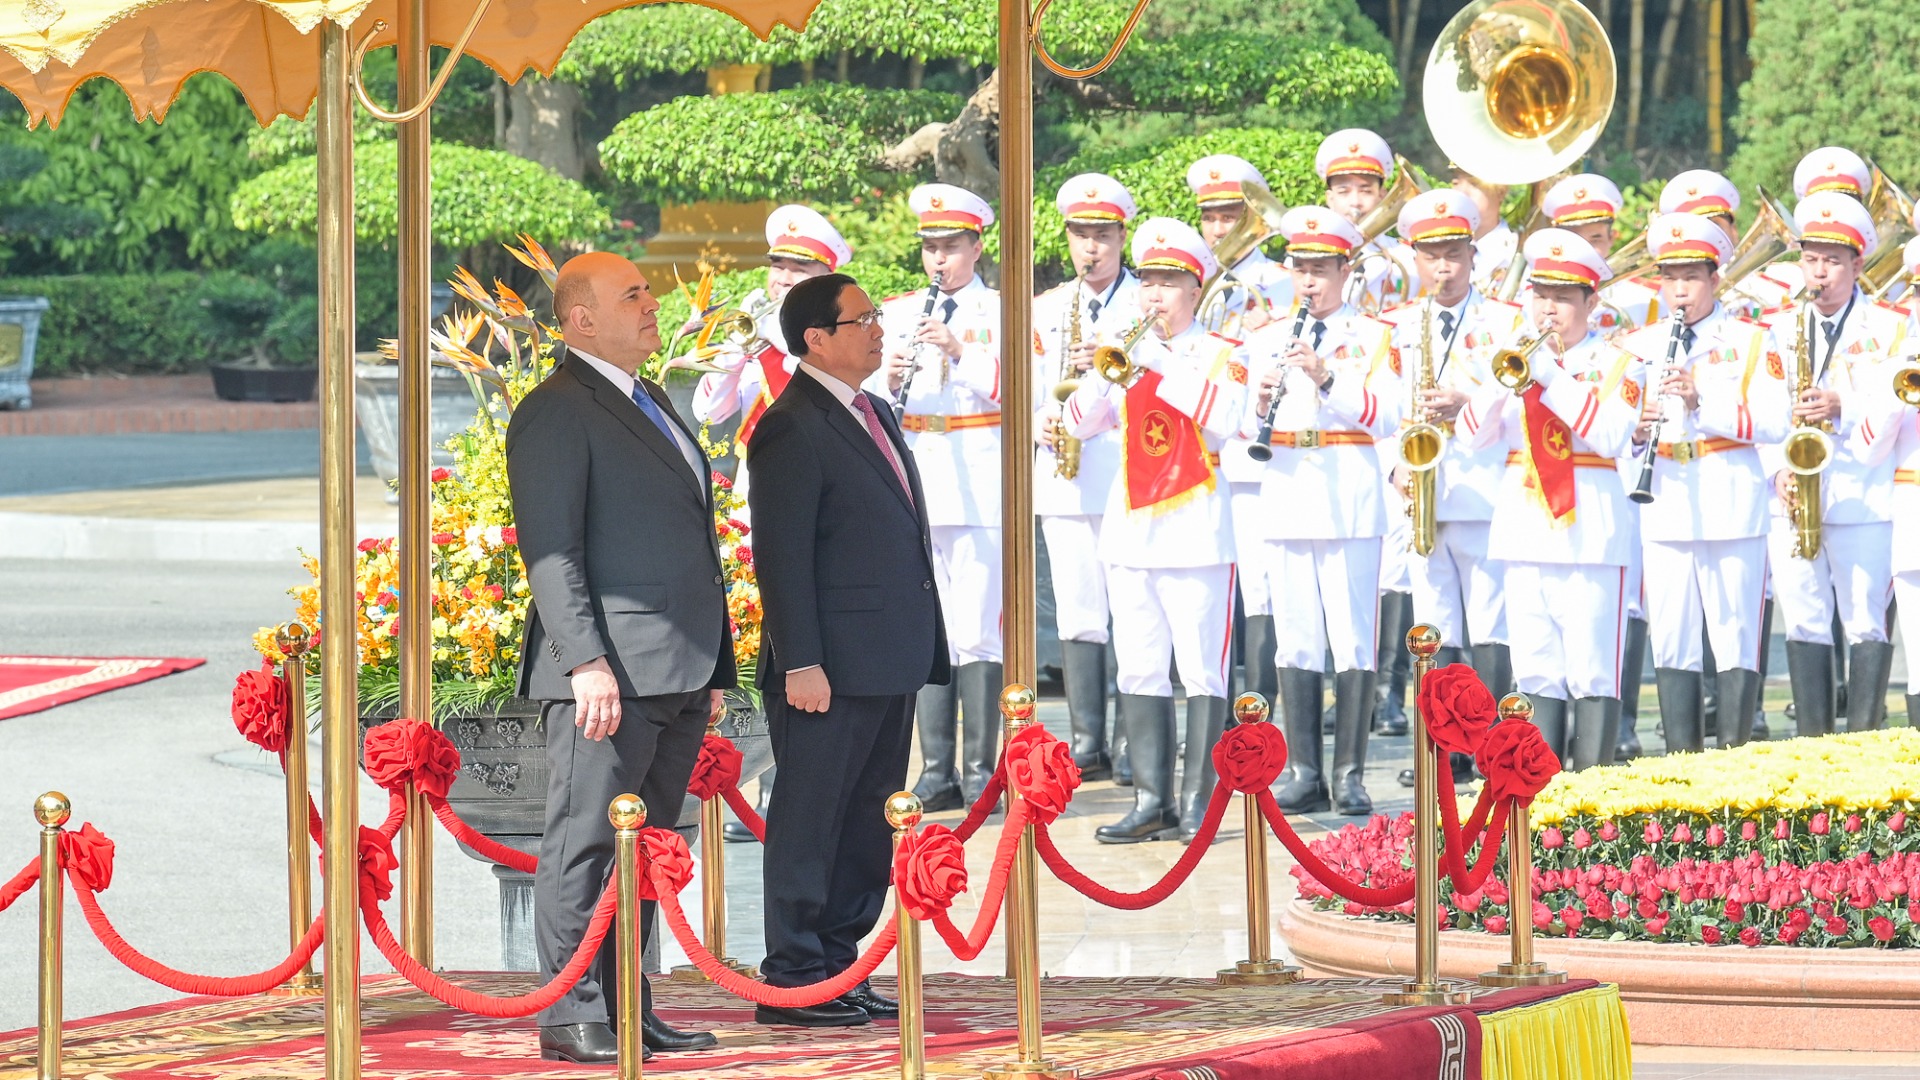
left=506, top=349, right=735, bottom=1026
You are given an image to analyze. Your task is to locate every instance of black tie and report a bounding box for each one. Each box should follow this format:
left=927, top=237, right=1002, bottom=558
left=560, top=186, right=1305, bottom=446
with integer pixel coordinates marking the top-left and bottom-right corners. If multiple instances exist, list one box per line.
left=1310, top=320, right=1327, bottom=351
left=1822, top=319, right=1840, bottom=345
left=1088, top=298, right=1102, bottom=322
left=1438, top=311, right=1456, bottom=339
left=1680, top=326, right=1697, bottom=354
left=941, top=298, right=958, bottom=323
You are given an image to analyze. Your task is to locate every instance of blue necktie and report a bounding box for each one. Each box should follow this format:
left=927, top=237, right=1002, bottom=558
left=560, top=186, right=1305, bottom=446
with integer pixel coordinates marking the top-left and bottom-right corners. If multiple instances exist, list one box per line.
left=630, top=383, right=692, bottom=477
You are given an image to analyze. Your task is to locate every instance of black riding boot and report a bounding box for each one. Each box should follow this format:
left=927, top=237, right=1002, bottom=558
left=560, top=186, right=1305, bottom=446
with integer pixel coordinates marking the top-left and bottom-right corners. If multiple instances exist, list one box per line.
left=1617, top=618, right=1648, bottom=759
left=956, top=661, right=1002, bottom=805
left=1717, top=668, right=1763, bottom=749
left=1569, top=696, right=1621, bottom=771
left=1654, top=668, right=1704, bottom=754
left=1529, top=696, right=1570, bottom=769
left=1095, top=694, right=1179, bottom=843
left=1373, top=593, right=1412, bottom=736
left=910, top=680, right=961, bottom=811
left=1846, top=641, right=1895, bottom=732
left=1178, top=695, right=1230, bottom=843
left=1273, top=668, right=1330, bottom=814
left=1786, top=640, right=1836, bottom=737
left=1242, top=614, right=1279, bottom=706
left=1331, top=669, right=1377, bottom=816
left=1061, top=641, right=1111, bottom=780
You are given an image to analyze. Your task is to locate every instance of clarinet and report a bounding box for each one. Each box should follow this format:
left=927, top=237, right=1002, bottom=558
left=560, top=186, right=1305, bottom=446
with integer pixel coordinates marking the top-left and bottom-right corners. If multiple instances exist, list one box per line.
left=892, top=272, right=943, bottom=425
left=1628, top=311, right=1689, bottom=505
left=1245, top=303, right=1312, bottom=463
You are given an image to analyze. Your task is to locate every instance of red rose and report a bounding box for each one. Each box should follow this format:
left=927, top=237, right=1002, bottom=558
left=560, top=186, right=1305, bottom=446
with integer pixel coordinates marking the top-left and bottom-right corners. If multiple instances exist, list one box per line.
left=1637, top=898, right=1659, bottom=919
left=1739, top=926, right=1762, bottom=947
left=639, top=827, right=696, bottom=901
left=1641, top=820, right=1661, bottom=844
left=1892, top=811, right=1909, bottom=834
left=1573, top=827, right=1593, bottom=850
left=1825, top=916, right=1849, bottom=935
left=1211, top=721, right=1288, bottom=793
left=1774, top=819, right=1792, bottom=840
left=893, top=824, right=969, bottom=920
left=1779, top=924, right=1803, bottom=944
left=430, top=467, right=453, bottom=482
left=1588, top=895, right=1614, bottom=921
left=432, top=531, right=456, bottom=545
left=231, top=663, right=292, bottom=754
left=685, top=734, right=744, bottom=802
left=1485, top=915, right=1509, bottom=934
left=1597, top=820, right=1617, bottom=841
left=1542, top=827, right=1565, bottom=849
left=1741, top=820, right=1758, bottom=842
left=1724, top=899, right=1745, bottom=923
left=1477, top=721, right=1559, bottom=807
left=362, top=717, right=463, bottom=799
left=1417, top=663, right=1496, bottom=756
left=58, top=823, right=116, bottom=893
left=1533, top=902, right=1553, bottom=929
left=1707, top=824, right=1727, bottom=848
left=357, top=537, right=380, bottom=553
left=1673, top=822, right=1694, bottom=844
left=1004, top=725, right=1081, bottom=825
left=501, top=527, right=518, bottom=546
left=1810, top=812, right=1830, bottom=836
left=1870, top=916, right=1897, bottom=943
left=1701, top=925, right=1723, bottom=945
left=1560, top=905, right=1584, bottom=933
left=1845, top=814, right=1863, bottom=834
left=1647, top=914, right=1669, bottom=935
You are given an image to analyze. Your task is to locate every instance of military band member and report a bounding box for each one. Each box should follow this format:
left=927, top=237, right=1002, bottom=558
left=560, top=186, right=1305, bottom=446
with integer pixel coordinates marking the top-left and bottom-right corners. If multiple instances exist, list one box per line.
left=1622, top=214, right=1790, bottom=751
left=1456, top=230, right=1647, bottom=771
left=1064, top=219, right=1248, bottom=843
left=877, top=183, right=1006, bottom=811
left=1658, top=171, right=1757, bottom=313
left=1452, top=167, right=1516, bottom=296
left=1250, top=208, right=1402, bottom=816
left=1542, top=174, right=1662, bottom=334
left=1033, top=173, right=1142, bottom=779
left=1848, top=340, right=1920, bottom=727
left=1761, top=192, right=1907, bottom=734
left=1190, top=153, right=1291, bottom=710
left=1316, top=129, right=1416, bottom=312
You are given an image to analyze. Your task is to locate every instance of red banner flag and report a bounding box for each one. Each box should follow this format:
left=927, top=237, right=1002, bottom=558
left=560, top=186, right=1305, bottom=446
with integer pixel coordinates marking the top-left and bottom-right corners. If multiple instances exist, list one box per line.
left=1520, top=384, right=1577, bottom=524
left=1121, top=370, right=1215, bottom=512
left=734, top=344, right=792, bottom=455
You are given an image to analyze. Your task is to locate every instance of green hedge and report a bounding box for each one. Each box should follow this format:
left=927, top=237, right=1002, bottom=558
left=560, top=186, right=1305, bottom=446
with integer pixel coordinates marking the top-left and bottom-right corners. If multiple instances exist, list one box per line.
left=0, top=273, right=217, bottom=376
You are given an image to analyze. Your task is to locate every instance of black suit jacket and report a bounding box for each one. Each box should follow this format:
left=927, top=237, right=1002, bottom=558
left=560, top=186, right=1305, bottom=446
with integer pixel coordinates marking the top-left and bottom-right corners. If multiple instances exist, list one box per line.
left=746, top=368, right=950, bottom=696
left=506, top=350, right=736, bottom=700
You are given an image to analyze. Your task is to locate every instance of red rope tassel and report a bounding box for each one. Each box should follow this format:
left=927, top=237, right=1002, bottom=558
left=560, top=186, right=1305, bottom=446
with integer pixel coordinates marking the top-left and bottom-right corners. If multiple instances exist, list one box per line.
left=72, top=883, right=326, bottom=996
left=1032, top=785, right=1230, bottom=910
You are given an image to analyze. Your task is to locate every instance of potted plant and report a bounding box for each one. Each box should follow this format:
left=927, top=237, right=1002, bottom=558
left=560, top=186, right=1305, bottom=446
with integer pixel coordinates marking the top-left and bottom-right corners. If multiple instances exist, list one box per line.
left=185, top=264, right=318, bottom=403
left=0, top=294, right=48, bottom=410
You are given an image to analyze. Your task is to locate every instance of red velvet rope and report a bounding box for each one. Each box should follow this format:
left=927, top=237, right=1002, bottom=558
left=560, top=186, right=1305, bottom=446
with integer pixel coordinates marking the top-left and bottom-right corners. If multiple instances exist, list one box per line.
left=365, top=880, right=617, bottom=1017
left=720, top=786, right=766, bottom=842
left=921, top=805, right=1025, bottom=960
left=72, top=882, right=326, bottom=996
left=429, top=795, right=538, bottom=874
left=1257, top=791, right=1417, bottom=907
left=654, top=862, right=899, bottom=1005
left=0, top=859, right=37, bottom=913
left=951, top=772, right=1006, bottom=842
left=1032, top=784, right=1231, bottom=910
left=1439, top=793, right=1512, bottom=896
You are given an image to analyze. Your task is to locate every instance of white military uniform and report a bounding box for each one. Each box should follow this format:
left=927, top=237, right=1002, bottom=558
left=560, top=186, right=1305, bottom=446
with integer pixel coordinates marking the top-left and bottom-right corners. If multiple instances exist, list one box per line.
left=1849, top=361, right=1920, bottom=693
left=1066, top=322, right=1247, bottom=698
left=1245, top=300, right=1403, bottom=671
left=1381, top=288, right=1527, bottom=650
left=1473, top=221, right=1518, bottom=295
left=1033, top=269, right=1140, bottom=642
left=1218, top=248, right=1299, bottom=618
left=872, top=272, right=1005, bottom=664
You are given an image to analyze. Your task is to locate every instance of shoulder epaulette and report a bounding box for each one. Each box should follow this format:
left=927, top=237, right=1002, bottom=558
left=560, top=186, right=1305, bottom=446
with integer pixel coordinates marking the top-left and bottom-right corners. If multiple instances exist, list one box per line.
left=1208, top=331, right=1244, bottom=347
left=1873, top=297, right=1911, bottom=317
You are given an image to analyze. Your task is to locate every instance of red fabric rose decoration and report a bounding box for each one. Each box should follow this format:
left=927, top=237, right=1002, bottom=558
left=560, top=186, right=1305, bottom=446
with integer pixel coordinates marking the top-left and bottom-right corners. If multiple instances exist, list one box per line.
left=1417, top=663, right=1496, bottom=757
left=893, top=824, right=969, bottom=920
left=685, top=734, right=744, bottom=802
left=1004, top=725, right=1080, bottom=825
left=357, top=826, right=398, bottom=911
left=232, top=664, right=292, bottom=754
left=1474, top=720, right=1560, bottom=807
left=363, top=717, right=463, bottom=799
left=1211, top=721, right=1288, bottom=793
left=640, top=827, right=695, bottom=901
left=59, top=824, right=115, bottom=893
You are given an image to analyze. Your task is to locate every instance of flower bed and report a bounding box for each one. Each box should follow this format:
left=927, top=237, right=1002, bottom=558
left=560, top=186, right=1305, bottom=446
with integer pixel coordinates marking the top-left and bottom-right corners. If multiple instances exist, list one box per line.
left=1292, top=730, right=1920, bottom=949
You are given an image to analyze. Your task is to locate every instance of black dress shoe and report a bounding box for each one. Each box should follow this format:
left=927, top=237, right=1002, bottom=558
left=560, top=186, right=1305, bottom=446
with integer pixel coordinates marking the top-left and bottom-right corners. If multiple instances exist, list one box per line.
left=756, top=1001, right=872, bottom=1027
left=642, top=1011, right=718, bottom=1052
left=838, top=981, right=899, bottom=1019
left=913, top=785, right=964, bottom=813
left=540, top=1022, right=637, bottom=1064
left=723, top=819, right=758, bottom=842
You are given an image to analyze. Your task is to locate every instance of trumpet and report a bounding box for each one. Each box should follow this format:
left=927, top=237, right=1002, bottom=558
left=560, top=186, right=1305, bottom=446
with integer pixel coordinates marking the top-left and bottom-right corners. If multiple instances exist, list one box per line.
left=1896, top=364, right=1920, bottom=408
left=1049, top=280, right=1086, bottom=480
left=1245, top=303, right=1312, bottom=463
left=1093, top=316, right=1172, bottom=388
left=1491, top=329, right=1564, bottom=394
left=1400, top=297, right=1447, bottom=555
left=1784, top=287, right=1834, bottom=560
left=1628, top=312, right=1690, bottom=505
left=892, top=273, right=943, bottom=425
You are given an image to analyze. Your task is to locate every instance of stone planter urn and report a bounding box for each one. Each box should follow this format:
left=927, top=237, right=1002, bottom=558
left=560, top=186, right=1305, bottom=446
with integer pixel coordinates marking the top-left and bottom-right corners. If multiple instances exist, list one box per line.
left=0, top=295, right=51, bottom=410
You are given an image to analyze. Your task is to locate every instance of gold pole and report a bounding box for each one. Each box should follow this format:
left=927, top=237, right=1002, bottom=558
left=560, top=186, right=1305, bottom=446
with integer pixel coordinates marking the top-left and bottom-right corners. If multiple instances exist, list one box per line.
left=35, top=792, right=68, bottom=1080
left=1382, top=626, right=1471, bottom=1007
left=997, top=0, right=1035, bottom=696
left=886, top=792, right=927, bottom=1080
left=674, top=717, right=753, bottom=981
left=395, top=0, right=435, bottom=969
left=984, top=686, right=1075, bottom=1080
left=611, top=795, right=647, bottom=1080
left=274, top=623, right=321, bottom=995
left=1218, top=695, right=1298, bottom=986
left=1481, top=694, right=1567, bottom=987
left=318, top=22, right=363, bottom=1080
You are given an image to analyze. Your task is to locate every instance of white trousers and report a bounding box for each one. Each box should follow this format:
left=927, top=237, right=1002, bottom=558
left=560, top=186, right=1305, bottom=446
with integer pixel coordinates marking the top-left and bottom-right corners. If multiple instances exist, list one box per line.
left=1106, top=563, right=1236, bottom=698
left=1409, top=520, right=1506, bottom=649
left=1766, top=519, right=1893, bottom=645
left=1381, top=494, right=1413, bottom=593
left=1041, top=514, right=1109, bottom=644
left=1898, top=572, right=1920, bottom=690
left=1262, top=537, right=1384, bottom=672
left=1506, top=561, right=1627, bottom=701
left=931, top=524, right=1003, bottom=664
left=1229, top=482, right=1274, bottom=616
left=1643, top=537, right=1769, bottom=672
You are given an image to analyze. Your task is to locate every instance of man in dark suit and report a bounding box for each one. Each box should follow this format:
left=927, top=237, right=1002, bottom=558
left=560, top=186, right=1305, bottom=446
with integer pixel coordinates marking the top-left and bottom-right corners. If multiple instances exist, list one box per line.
left=747, top=272, right=950, bottom=1026
left=506, top=252, right=736, bottom=1064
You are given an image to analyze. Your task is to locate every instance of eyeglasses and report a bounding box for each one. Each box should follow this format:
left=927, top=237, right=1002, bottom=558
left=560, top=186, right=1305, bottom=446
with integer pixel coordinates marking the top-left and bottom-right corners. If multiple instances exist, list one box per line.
left=826, top=310, right=884, bottom=330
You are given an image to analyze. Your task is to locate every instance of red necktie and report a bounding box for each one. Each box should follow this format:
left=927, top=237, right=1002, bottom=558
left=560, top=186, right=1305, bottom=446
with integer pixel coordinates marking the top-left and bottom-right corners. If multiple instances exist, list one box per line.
left=850, top=393, right=913, bottom=504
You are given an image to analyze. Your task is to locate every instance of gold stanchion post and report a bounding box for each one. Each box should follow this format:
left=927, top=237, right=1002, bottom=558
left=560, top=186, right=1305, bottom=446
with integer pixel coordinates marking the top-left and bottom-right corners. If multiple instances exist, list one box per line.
left=611, top=795, right=647, bottom=1080
left=273, top=623, right=322, bottom=996
left=1218, top=694, right=1299, bottom=987
left=35, top=792, right=67, bottom=1080
left=984, top=686, right=1075, bottom=1080
left=675, top=717, right=753, bottom=980
left=1480, top=694, right=1567, bottom=988
left=1382, top=626, right=1472, bottom=1007
left=887, top=791, right=927, bottom=1080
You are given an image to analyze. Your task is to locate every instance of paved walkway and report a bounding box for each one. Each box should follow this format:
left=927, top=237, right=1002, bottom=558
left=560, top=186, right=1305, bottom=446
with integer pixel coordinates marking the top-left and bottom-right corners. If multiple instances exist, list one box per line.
left=0, top=375, right=316, bottom=437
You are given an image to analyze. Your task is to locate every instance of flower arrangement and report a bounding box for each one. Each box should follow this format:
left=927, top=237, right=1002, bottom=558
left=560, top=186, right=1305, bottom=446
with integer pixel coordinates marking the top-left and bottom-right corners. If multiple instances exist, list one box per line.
left=256, top=238, right=763, bottom=719
left=1293, top=730, right=1920, bottom=948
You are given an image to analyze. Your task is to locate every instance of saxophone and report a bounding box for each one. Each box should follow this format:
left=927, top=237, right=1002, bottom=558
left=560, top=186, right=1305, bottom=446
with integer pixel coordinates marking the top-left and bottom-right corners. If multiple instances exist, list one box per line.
left=1783, top=288, right=1834, bottom=559
left=1400, top=297, right=1447, bottom=556
left=1047, top=283, right=1084, bottom=480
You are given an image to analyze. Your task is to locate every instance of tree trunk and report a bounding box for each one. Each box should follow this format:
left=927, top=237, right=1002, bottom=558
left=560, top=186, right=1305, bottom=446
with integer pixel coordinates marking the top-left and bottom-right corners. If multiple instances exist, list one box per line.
left=800, top=58, right=815, bottom=84
left=1650, top=0, right=1687, bottom=103
left=1707, top=0, right=1725, bottom=164
left=1626, top=0, right=1646, bottom=154
left=492, top=81, right=507, bottom=148
left=836, top=48, right=850, bottom=81
left=1396, top=0, right=1425, bottom=89
left=880, top=68, right=1003, bottom=194
left=907, top=57, right=925, bottom=90
left=504, top=76, right=586, bottom=181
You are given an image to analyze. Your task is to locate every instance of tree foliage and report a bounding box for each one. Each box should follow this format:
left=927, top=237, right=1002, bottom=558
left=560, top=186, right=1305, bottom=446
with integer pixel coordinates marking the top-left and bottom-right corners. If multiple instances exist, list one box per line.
left=1111, top=36, right=1397, bottom=125
left=599, top=84, right=962, bottom=204
left=1728, top=0, right=1920, bottom=196
left=231, top=141, right=610, bottom=251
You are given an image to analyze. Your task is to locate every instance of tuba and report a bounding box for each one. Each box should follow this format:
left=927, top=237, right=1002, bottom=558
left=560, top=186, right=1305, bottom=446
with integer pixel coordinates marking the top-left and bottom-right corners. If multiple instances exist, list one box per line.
left=1400, top=297, right=1448, bottom=556
left=1349, top=159, right=1431, bottom=312
left=1715, top=186, right=1801, bottom=307
left=1859, top=158, right=1917, bottom=297
left=1783, top=288, right=1834, bottom=560
left=1196, top=182, right=1288, bottom=332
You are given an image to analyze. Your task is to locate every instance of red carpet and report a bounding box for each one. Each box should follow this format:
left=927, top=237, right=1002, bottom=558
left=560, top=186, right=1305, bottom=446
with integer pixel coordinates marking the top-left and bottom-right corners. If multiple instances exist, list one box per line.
left=0, top=655, right=205, bottom=721
left=0, top=974, right=1600, bottom=1079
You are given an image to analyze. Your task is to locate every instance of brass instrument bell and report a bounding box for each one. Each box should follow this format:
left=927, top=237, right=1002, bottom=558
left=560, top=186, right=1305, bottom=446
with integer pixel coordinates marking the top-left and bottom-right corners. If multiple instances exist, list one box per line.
left=1094, top=317, right=1171, bottom=388
left=1491, top=331, right=1562, bottom=394
left=1894, top=364, right=1920, bottom=408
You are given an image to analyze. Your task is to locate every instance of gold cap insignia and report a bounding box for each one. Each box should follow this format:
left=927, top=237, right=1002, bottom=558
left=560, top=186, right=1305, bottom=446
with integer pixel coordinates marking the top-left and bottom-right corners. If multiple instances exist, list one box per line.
left=1434, top=200, right=1448, bottom=215
left=929, top=196, right=944, bottom=210
left=1208, top=168, right=1221, bottom=181
left=1574, top=187, right=1587, bottom=199
left=1670, top=225, right=1684, bottom=238
left=1348, top=141, right=1361, bottom=152
left=1084, top=186, right=1099, bottom=198
left=785, top=219, right=802, bottom=233
left=1687, top=186, right=1699, bottom=195
left=1550, top=244, right=1564, bottom=256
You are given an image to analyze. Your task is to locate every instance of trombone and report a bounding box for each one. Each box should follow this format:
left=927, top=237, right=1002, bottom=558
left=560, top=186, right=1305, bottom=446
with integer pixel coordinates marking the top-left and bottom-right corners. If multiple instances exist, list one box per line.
left=1093, top=316, right=1172, bottom=388
left=1490, top=329, right=1566, bottom=394
left=1196, top=181, right=1288, bottom=332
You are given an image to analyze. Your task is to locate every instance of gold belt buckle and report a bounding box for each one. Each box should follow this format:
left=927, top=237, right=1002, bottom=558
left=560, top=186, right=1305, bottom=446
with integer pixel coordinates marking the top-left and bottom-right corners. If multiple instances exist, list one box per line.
left=1296, top=430, right=1322, bottom=449
left=923, top=415, right=950, bottom=434
left=1672, top=441, right=1697, bottom=464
